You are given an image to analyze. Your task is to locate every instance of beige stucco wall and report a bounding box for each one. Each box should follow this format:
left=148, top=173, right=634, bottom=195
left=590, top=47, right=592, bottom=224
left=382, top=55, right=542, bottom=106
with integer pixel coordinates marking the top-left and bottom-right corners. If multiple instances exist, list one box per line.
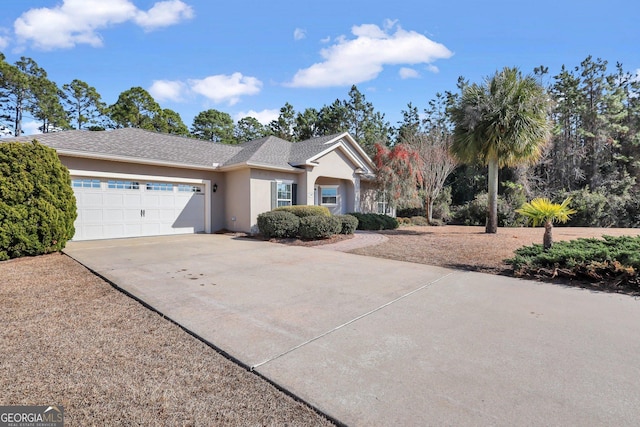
left=249, top=169, right=300, bottom=232
left=223, top=168, right=251, bottom=232
left=305, top=149, right=360, bottom=214
left=59, top=155, right=227, bottom=232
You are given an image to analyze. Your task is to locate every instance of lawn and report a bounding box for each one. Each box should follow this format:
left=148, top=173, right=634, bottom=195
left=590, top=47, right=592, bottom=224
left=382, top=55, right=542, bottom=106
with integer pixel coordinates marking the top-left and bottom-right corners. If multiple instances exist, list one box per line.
left=350, top=225, right=640, bottom=275
left=0, top=253, right=333, bottom=426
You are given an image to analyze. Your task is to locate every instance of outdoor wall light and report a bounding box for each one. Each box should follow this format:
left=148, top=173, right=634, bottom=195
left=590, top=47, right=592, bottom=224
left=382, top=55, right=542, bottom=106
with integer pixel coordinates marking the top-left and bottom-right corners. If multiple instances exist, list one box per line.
left=213, top=183, right=218, bottom=193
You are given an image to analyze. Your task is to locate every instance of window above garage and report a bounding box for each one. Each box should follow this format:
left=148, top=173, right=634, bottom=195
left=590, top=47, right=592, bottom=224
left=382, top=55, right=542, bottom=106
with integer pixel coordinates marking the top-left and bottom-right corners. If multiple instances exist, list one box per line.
left=108, top=180, right=139, bottom=190
left=146, top=182, right=174, bottom=191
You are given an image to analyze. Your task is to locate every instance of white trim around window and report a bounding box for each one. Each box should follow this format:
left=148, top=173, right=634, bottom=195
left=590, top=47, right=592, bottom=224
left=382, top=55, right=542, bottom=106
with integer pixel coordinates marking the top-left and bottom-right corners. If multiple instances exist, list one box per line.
left=276, top=180, right=294, bottom=207
left=319, top=185, right=339, bottom=206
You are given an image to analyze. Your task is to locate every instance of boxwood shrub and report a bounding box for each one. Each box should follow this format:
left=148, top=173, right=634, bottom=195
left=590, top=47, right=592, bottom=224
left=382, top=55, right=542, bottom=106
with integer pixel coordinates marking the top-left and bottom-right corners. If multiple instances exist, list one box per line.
left=274, top=205, right=331, bottom=218
left=256, top=211, right=300, bottom=238
left=335, top=214, right=358, bottom=235
left=347, top=213, right=399, bottom=230
left=0, top=140, right=77, bottom=261
left=298, top=215, right=341, bottom=240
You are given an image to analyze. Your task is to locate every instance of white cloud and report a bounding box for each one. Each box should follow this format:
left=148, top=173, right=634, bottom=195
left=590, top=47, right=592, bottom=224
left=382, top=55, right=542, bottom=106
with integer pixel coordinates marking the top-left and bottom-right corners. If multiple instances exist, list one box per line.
left=320, top=36, right=331, bottom=44
left=287, top=21, right=453, bottom=88
left=21, top=121, right=42, bottom=136
left=188, top=72, right=262, bottom=105
left=399, top=67, right=419, bottom=79
left=426, top=64, right=440, bottom=73
left=13, top=0, right=193, bottom=50
left=148, top=80, right=187, bottom=102
left=135, top=0, right=194, bottom=31
left=234, top=109, right=279, bottom=125
left=293, top=28, right=306, bottom=41
left=0, top=28, right=10, bottom=49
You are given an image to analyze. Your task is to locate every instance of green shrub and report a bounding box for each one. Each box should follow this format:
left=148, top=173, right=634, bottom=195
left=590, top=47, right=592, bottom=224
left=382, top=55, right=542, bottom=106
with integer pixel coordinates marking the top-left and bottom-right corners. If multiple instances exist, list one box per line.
left=274, top=205, right=331, bottom=218
left=298, top=215, right=341, bottom=240
left=348, top=213, right=399, bottom=230
left=256, top=211, right=300, bottom=239
left=452, top=192, right=525, bottom=227
left=505, top=235, right=640, bottom=292
left=0, top=140, right=77, bottom=261
left=410, top=216, right=429, bottom=226
left=335, top=214, right=358, bottom=235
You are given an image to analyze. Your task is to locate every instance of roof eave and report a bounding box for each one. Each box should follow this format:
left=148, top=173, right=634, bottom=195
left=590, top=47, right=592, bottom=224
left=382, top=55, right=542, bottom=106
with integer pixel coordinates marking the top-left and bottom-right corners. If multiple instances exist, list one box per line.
left=218, top=161, right=305, bottom=173
left=56, top=149, right=221, bottom=171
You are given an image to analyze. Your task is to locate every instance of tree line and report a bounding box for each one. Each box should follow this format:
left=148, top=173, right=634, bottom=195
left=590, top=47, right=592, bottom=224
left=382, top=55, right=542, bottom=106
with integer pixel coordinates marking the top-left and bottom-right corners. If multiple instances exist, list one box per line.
left=2, top=52, right=639, bottom=227
left=0, top=53, right=391, bottom=151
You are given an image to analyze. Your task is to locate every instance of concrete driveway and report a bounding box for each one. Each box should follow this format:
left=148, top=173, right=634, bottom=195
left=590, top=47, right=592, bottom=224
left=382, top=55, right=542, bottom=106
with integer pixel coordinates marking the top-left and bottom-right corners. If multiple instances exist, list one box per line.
left=64, top=234, right=640, bottom=426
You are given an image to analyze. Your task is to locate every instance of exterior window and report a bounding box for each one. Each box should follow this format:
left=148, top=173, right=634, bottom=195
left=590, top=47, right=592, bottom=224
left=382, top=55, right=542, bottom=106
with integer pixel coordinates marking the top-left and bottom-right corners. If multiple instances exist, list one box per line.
left=72, top=178, right=100, bottom=188
left=277, top=183, right=292, bottom=207
left=177, top=184, right=202, bottom=193
left=377, top=192, right=389, bottom=214
left=320, top=187, right=338, bottom=205
left=146, top=182, right=174, bottom=191
left=108, top=180, right=139, bottom=190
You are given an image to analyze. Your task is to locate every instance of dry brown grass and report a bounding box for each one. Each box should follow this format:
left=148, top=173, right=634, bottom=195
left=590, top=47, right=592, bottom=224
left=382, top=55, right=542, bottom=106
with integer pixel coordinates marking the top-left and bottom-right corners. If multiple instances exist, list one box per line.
left=0, top=253, right=333, bottom=426
left=351, top=225, right=640, bottom=274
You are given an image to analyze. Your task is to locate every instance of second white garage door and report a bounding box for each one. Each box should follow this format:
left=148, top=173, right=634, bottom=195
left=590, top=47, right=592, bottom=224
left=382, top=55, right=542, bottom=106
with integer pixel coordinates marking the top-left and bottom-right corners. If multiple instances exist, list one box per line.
left=71, top=177, right=206, bottom=241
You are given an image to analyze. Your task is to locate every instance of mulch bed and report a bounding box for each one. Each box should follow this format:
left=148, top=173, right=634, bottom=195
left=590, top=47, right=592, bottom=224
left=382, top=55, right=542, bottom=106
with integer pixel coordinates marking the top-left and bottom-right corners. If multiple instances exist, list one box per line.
left=0, top=253, right=334, bottom=426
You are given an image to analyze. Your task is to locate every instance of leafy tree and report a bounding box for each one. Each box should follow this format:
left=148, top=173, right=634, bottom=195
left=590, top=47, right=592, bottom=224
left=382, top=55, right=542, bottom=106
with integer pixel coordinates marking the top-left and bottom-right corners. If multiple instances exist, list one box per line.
left=449, top=67, right=551, bottom=233
left=317, top=99, right=349, bottom=135
left=269, top=102, right=296, bottom=140
left=155, top=108, right=189, bottom=136
left=0, top=56, right=31, bottom=136
left=345, top=85, right=391, bottom=153
left=294, top=108, right=320, bottom=141
left=191, top=109, right=235, bottom=143
left=516, top=197, right=576, bottom=250
left=372, top=142, right=423, bottom=210
left=62, top=79, right=106, bottom=130
left=109, top=87, right=161, bottom=130
left=396, top=102, right=421, bottom=144
left=25, top=65, right=69, bottom=133
left=403, top=94, right=458, bottom=223
left=0, top=140, right=77, bottom=260
left=234, top=116, right=270, bottom=143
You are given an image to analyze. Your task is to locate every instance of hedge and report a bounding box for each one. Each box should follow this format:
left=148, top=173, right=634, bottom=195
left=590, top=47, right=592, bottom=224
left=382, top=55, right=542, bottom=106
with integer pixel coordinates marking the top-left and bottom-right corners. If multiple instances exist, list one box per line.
left=505, top=235, right=640, bottom=293
left=335, top=214, right=358, bottom=235
left=298, top=216, right=341, bottom=240
left=0, top=140, right=77, bottom=261
left=347, top=213, right=399, bottom=230
left=256, top=211, right=300, bottom=238
left=274, top=205, right=331, bottom=218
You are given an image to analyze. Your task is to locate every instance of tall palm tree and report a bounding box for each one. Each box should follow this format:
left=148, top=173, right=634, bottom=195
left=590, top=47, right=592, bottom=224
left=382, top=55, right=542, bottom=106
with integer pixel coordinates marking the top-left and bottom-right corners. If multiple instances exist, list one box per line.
left=516, top=197, right=576, bottom=250
left=449, top=67, right=551, bottom=233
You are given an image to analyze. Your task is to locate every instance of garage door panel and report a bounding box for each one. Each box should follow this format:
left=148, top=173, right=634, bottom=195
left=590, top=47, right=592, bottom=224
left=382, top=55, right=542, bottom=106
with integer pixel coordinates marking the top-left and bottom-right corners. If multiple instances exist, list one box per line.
left=71, top=176, right=206, bottom=241
left=83, top=209, right=103, bottom=222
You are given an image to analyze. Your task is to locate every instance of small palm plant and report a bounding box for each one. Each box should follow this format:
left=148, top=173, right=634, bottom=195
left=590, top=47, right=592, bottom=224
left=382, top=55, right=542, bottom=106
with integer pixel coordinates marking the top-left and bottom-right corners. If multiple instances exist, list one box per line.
left=516, top=197, right=576, bottom=250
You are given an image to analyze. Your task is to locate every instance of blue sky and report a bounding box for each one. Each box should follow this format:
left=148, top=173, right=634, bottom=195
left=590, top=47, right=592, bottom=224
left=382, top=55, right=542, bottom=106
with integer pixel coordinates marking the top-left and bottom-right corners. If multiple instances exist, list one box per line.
left=1, top=0, right=638, bottom=135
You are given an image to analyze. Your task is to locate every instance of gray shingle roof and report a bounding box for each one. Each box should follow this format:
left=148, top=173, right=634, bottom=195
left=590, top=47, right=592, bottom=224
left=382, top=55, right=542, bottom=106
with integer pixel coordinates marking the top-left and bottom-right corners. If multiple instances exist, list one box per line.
left=289, top=133, right=345, bottom=165
left=2, top=128, right=241, bottom=168
left=223, top=135, right=296, bottom=170
left=1, top=128, right=370, bottom=172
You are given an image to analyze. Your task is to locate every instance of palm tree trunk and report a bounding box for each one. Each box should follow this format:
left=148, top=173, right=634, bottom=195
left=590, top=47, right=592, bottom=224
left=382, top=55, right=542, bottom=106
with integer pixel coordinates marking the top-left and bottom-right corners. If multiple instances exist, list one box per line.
left=486, top=158, right=499, bottom=233
left=543, top=220, right=553, bottom=250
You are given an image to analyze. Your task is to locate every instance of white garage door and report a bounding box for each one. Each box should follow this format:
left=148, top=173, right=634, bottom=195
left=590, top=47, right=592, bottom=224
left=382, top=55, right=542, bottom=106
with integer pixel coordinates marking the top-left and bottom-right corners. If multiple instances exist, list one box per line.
left=71, top=177, right=206, bottom=241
